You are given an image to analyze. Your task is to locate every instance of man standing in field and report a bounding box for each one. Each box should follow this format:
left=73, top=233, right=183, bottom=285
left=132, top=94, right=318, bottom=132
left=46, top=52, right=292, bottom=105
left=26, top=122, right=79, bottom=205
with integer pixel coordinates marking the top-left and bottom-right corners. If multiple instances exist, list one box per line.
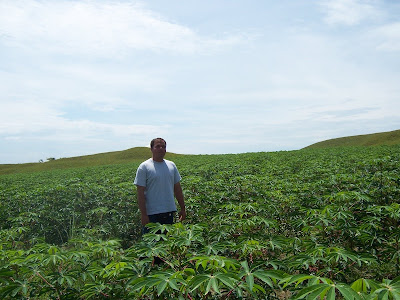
left=134, top=138, right=186, bottom=234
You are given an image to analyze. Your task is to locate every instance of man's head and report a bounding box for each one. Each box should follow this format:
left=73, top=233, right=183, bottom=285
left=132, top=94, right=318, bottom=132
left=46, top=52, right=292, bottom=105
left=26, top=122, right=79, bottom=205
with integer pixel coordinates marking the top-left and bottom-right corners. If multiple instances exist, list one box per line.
left=150, top=138, right=167, bottom=162
left=150, top=138, right=167, bottom=149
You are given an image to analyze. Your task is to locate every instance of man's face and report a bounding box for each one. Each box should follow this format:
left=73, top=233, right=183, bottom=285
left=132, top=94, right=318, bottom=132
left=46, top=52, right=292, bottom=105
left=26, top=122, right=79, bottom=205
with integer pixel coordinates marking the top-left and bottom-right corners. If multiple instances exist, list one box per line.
left=151, top=139, right=166, bottom=161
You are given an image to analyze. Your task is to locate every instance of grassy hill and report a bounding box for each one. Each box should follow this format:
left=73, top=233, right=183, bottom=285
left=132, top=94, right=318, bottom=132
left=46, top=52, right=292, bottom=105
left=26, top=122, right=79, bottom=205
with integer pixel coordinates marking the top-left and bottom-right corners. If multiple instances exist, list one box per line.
left=304, top=129, right=400, bottom=149
left=2, top=129, right=399, bottom=175
left=0, top=147, right=181, bottom=175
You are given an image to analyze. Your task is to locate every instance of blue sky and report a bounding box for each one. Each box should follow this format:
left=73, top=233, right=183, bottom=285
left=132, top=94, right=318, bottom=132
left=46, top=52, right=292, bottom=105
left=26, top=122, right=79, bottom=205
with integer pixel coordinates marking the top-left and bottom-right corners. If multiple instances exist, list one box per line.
left=1, top=0, right=399, bottom=164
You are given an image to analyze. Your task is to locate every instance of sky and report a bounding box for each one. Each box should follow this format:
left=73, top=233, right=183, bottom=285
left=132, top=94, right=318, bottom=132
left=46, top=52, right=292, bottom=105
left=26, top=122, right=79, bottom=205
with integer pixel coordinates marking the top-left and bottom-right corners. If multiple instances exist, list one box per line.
left=1, top=0, right=399, bottom=164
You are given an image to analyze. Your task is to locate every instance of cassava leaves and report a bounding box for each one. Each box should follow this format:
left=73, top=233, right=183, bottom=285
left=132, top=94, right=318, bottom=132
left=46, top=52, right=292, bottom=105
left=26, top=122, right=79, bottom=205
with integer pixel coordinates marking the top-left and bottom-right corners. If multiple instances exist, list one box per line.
left=0, top=145, right=399, bottom=298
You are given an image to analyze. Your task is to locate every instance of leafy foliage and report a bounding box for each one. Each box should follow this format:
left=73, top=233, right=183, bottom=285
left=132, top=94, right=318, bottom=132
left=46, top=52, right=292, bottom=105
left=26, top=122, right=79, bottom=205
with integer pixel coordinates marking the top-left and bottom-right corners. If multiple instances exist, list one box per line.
left=0, top=145, right=400, bottom=298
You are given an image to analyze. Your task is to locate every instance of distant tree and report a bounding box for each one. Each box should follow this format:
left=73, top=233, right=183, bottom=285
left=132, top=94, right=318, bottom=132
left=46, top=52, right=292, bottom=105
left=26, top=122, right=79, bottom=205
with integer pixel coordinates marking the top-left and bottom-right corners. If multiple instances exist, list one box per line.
left=46, top=157, right=56, bottom=161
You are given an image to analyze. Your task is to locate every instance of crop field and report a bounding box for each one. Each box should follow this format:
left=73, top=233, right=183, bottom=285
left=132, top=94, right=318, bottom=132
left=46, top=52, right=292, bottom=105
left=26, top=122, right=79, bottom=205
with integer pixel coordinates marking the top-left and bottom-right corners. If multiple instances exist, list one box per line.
left=0, top=145, right=400, bottom=299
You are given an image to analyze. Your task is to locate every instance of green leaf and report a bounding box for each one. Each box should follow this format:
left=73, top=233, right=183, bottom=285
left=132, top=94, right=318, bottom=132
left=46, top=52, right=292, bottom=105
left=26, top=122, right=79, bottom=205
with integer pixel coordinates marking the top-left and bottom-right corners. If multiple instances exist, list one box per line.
left=246, top=273, right=254, bottom=292
left=294, top=283, right=330, bottom=299
left=326, top=286, right=336, bottom=300
left=168, top=279, right=181, bottom=291
left=258, top=269, right=284, bottom=281
left=0, top=268, right=14, bottom=278
left=240, top=260, right=250, bottom=273
left=282, top=274, right=315, bottom=288
left=205, top=276, right=219, bottom=295
left=351, top=278, right=379, bottom=294
left=336, top=283, right=362, bottom=300
left=157, top=280, right=168, bottom=296
left=215, top=273, right=237, bottom=289
left=184, top=268, right=195, bottom=276
left=252, top=283, right=266, bottom=294
left=376, top=289, right=389, bottom=300
left=189, top=274, right=209, bottom=292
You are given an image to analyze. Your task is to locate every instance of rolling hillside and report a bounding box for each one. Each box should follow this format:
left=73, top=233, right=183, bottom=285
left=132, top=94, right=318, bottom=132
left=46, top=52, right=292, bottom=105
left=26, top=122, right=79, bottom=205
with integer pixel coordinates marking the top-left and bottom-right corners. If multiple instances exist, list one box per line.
left=304, top=129, right=400, bottom=149
left=1, top=129, right=399, bottom=175
left=0, top=147, right=181, bottom=175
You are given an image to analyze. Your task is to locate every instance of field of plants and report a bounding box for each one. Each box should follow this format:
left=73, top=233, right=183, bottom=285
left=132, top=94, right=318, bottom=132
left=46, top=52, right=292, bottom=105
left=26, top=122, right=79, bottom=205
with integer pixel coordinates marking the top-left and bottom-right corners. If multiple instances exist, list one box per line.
left=0, top=145, right=400, bottom=299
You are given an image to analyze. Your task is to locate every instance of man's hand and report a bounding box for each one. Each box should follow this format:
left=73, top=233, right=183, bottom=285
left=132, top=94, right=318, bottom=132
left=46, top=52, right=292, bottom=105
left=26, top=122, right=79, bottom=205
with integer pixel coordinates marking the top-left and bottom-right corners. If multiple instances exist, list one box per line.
left=178, top=208, right=186, bottom=222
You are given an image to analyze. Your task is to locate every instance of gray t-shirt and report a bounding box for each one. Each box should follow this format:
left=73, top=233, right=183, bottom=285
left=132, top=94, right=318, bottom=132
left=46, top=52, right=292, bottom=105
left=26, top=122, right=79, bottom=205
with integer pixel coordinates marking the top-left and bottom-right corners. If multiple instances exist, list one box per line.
left=134, top=158, right=181, bottom=215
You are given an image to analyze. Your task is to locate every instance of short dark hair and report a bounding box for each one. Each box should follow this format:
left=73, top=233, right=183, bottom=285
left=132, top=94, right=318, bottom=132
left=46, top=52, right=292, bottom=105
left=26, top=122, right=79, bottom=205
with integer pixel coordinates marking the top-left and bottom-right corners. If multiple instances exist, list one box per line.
left=150, top=138, right=166, bottom=149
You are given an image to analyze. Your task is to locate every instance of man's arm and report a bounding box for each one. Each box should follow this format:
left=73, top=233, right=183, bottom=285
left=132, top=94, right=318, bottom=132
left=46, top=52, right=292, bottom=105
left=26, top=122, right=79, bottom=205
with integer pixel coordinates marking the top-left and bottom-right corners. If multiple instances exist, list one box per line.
left=136, top=185, right=149, bottom=225
left=174, top=182, right=186, bottom=221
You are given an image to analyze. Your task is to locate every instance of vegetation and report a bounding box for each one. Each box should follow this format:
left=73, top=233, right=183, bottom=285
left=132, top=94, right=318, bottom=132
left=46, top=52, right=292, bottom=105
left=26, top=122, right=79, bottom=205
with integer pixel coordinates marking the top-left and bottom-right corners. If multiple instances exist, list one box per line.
left=305, top=129, right=400, bottom=149
left=1, top=144, right=400, bottom=299
left=2, top=129, right=399, bottom=176
left=0, top=147, right=181, bottom=175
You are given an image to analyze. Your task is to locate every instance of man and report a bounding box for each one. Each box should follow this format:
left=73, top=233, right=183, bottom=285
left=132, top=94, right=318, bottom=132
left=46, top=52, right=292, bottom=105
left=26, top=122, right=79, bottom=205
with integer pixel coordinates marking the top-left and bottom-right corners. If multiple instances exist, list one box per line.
left=134, top=138, right=186, bottom=234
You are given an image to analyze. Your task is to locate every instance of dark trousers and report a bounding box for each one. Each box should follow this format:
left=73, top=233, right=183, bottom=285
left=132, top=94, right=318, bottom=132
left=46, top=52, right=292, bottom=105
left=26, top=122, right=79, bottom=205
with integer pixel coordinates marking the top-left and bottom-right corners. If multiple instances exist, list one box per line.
left=142, top=211, right=175, bottom=235
left=142, top=211, right=175, bottom=265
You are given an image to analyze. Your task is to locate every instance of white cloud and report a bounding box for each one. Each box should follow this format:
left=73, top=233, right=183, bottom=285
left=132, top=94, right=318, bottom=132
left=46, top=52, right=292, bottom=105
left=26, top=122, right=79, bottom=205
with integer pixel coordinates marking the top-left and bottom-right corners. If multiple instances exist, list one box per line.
left=371, top=22, right=400, bottom=51
left=0, top=99, right=163, bottom=142
left=0, top=0, right=249, bottom=116
left=0, top=0, right=399, bottom=163
left=37, top=63, right=169, bottom=111
left=320, top=0, right=380, bottom=26
left=0, top=58, right=169, bottom=114
left=35, top=121, right=164, bottom=142
left=0, top=0, right=243, bottom=56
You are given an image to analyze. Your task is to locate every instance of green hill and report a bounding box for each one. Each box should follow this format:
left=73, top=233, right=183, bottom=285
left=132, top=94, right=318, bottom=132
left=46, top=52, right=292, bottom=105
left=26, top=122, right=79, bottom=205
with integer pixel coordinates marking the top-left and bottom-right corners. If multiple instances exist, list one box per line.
left=2, top=129, right=399, bottom=175
left=0, top=147, right=181, bottom=175
left=304, top=129, right=400, bottom=149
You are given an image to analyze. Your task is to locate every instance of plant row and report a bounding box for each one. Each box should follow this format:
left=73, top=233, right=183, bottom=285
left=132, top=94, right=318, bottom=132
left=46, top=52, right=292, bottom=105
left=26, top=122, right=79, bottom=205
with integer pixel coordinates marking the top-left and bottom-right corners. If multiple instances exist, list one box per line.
left=0, top=145, right=399, bottom=298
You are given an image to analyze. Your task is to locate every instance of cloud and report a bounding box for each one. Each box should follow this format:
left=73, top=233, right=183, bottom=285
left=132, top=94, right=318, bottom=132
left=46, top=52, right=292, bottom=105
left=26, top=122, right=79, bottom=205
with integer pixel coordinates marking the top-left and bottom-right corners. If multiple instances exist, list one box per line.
left=0, top=0, right=244, bottom=56
left=371, top=22, right=400, bottom=51
left=1, top=0, right=399, bottom=163
left=35, top=63, right=170, bottom=111
left=0, top=0, right=250, bottom=115
left=320, top=0, right=380, bottom=26
left=0, top=99, right=163, bottom=142
left=319, top=1, right=400, bottom=52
